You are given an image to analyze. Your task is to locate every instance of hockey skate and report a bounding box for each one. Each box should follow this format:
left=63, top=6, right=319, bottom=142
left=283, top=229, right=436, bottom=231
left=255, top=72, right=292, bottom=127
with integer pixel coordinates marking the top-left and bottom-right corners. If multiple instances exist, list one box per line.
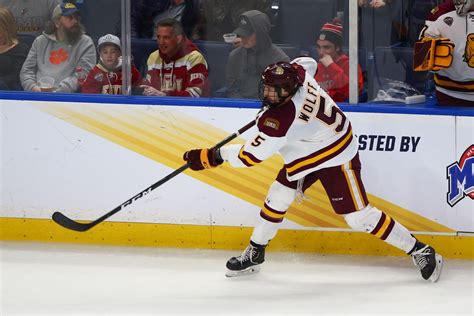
left=410, top=240, right=443, bottom=282
left=225, top=241, right=266, bottom=277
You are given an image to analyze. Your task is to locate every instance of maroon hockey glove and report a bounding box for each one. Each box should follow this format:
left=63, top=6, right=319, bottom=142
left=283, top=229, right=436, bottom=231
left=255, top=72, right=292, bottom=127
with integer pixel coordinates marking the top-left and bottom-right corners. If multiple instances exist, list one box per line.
left=183, top=148, right=223, bottom=171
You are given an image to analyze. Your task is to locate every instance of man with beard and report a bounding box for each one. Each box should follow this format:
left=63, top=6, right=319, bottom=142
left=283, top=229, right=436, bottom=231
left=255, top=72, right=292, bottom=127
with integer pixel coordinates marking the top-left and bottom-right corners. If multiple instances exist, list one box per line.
left=20, top=2, right=96, bottom=93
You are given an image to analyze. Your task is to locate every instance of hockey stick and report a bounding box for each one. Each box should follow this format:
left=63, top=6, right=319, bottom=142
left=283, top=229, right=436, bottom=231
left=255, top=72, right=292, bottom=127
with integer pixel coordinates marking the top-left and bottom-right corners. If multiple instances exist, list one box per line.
left=52, top=120, right=256, bottom=232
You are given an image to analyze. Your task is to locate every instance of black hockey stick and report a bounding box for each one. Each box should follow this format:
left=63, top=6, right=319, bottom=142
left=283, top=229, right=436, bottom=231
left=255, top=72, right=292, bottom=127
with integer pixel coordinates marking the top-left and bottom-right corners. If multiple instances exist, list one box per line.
left=52, top=120, right=256, bottom=232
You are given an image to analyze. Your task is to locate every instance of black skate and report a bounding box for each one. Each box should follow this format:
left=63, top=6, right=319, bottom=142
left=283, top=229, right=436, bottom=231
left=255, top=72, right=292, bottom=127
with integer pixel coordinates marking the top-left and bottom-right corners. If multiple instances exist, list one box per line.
left=225, top=241, right=266, bottom=277
left=410, top=240, right=443, bottom=282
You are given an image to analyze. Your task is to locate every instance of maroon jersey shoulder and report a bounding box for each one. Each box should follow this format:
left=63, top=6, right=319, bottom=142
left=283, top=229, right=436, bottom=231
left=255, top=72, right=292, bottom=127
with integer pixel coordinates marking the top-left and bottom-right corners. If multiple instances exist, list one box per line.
left=257, top=101, right=296, bottom=137
left=427, top=0, right=455, bottom=21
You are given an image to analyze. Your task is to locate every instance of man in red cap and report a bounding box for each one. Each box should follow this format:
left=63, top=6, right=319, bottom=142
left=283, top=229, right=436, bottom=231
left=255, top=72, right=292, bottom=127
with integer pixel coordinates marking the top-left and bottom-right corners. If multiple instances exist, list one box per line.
left=314, top=18, right=364, bottom=102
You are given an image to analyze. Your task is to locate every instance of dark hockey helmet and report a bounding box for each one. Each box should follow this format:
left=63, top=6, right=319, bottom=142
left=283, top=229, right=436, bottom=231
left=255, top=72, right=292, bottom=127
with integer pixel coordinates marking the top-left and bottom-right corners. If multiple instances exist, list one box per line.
left=259, top=62, right=302, bottom=107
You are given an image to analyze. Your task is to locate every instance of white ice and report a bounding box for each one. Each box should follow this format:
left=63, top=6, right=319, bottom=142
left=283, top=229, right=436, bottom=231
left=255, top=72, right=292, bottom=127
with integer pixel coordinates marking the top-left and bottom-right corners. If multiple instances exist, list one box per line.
left=1, top=241, right=473, bottom=316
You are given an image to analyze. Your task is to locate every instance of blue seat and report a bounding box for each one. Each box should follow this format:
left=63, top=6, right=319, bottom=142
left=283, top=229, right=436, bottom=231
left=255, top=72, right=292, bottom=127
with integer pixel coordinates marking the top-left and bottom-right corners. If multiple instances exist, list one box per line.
left=276, top=44, right=301, bottom=60
left=277, top=0, right=336, bottom=51
left=194, top=41, right=233, bottom=97
left=17, top=33, right=36, bottom=50
left=131, top=37, right=158, bottom=75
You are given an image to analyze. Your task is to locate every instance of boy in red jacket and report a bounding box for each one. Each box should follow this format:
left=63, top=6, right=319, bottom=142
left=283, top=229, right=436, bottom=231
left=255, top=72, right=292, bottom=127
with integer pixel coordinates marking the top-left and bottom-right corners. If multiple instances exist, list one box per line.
left=314, top=19, right=364, bottom=102
left=81, top=34, right=142, bottom=94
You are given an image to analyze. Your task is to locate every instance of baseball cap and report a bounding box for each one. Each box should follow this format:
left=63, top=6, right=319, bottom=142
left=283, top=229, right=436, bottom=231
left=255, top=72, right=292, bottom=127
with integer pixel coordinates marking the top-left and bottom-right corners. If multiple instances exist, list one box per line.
left=98, top=34, right=121, bottom=51
left=52, top=2, right=79, bottom=20
left=233, top=15, right=254, bottom=37
left=318, top=18, right=343, bottom=47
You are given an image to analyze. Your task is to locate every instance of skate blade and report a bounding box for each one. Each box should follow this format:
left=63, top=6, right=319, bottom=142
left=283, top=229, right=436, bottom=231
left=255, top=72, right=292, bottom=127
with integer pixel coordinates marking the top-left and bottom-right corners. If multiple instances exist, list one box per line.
left=428, top=254, right=443, bottom=283
left=225, top=265, right=260, bottom=278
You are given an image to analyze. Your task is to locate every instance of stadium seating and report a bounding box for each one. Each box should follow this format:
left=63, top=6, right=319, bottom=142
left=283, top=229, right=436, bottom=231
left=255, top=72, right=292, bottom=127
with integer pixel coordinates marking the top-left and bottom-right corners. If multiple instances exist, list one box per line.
left=131, top=37, right=157, bottom=75
left=194, top=41, right=233, bottom=97
left=17, top=33, right=36, bottom=50
left=276, top=44, right=301, bottom=60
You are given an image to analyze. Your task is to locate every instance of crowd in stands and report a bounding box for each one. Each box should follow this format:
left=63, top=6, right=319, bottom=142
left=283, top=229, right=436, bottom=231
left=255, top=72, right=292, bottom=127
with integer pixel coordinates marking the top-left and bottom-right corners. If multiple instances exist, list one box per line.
left=0, top=0, right=472, bottom=106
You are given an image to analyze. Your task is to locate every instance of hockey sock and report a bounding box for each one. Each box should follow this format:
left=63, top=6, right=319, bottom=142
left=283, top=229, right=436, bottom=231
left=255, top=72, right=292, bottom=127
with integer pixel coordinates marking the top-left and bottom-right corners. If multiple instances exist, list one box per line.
left=344, top=205, right=416, bottom=253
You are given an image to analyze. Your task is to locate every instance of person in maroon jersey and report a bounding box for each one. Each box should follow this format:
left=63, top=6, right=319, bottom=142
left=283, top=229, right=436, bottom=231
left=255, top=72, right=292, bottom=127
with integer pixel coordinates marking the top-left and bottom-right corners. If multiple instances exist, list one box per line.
left=140, top=18, right=209, bottom=97
left=416, top=0, right=474, bottom=105
left=81, top=34, right=143, bottom=94
left=314, top=19, right=364, bottom=102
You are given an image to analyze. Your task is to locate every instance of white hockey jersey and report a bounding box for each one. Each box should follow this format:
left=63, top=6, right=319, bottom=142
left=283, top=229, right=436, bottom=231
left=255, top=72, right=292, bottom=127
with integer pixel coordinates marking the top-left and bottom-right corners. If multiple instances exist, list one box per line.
left=420, top=5, right=474, bottom=101
left=220, top=58, right=358, bottom=182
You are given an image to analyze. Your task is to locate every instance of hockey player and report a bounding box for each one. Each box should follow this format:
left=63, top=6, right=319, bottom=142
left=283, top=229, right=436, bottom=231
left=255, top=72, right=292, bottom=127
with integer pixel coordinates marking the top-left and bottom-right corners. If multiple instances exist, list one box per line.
left=81, top=34, right=143, bottom=95
left=414, top=0, right=474, bottom=105
left=182, top=57, right=443, bottom=282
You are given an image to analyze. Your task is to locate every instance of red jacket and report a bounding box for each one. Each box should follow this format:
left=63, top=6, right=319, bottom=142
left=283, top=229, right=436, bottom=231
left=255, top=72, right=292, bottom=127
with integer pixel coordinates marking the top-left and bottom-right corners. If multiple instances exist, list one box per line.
left=81, top=63, right=143, bottom=94
left=145, top=38, right=209, bottom=97
left=314, top=54, right=364, bottom=102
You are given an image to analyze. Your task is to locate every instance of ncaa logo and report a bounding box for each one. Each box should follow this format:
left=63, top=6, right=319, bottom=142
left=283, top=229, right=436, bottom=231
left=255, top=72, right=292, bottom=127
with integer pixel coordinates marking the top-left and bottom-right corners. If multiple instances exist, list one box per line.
left=446, top=145, right=474, bottom=207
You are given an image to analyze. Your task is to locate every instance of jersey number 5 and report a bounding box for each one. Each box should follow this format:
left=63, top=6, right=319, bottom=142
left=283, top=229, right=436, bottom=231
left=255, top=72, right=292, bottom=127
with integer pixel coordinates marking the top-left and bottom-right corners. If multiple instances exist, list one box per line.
left=300, top=82, right=346, bottom=132
left=316, top=97, right=346, bottom=132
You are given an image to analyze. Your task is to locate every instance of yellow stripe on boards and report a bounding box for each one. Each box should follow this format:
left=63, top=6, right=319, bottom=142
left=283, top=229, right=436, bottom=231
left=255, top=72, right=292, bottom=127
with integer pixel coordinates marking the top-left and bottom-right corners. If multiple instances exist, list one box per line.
left=36, top=104, right=455, bottom=233
left=368, top=195, right=454, bottom=233
left=0, top=218, right=471, bottom=259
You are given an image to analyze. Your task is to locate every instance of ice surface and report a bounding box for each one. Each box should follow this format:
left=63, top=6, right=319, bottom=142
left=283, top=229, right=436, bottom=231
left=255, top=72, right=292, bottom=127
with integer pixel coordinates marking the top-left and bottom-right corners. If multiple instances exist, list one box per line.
left=1, top=241, right=473, bottom=315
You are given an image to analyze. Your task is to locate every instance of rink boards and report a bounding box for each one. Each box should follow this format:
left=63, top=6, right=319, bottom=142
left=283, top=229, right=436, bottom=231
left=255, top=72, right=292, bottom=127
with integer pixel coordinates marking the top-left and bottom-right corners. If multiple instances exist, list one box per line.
left=0, top=99, right=473, bottom=258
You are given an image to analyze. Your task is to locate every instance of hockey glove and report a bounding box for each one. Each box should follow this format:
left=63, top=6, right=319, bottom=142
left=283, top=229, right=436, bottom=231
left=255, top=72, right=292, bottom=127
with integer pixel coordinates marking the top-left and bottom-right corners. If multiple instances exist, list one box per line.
left=183, top=148, right=223, bottom=171
left=413, top=38, right=454, bottom=71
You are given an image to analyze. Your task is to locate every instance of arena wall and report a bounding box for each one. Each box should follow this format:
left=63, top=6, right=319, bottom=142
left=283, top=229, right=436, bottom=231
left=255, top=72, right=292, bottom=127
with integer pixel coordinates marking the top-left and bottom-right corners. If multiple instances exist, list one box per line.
left=1, top=94, right=472, bottom=259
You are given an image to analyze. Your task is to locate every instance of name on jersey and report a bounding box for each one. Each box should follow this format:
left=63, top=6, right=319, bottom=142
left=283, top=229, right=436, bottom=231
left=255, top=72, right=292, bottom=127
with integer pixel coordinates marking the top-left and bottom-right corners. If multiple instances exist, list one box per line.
left=357, top=134, right=421, bottom=152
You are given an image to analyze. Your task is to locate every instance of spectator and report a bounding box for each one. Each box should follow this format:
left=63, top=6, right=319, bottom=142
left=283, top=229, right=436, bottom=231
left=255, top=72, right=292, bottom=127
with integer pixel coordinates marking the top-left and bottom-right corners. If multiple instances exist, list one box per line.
left=403, top=0, right=442, bottom=47
left=225, top=10, right=289, bottom=99
left=197, top=0, right=274, bottom=42
left=314, top=19, right=364, bottom=102
left=358, top=0, right=410, bottom=52
left=20, top=2, right=96, bottom=93
left=81, top=34, right=143, bottom=95
left=0, top=0, right=60, bottom=36
left=416, top=0, right=474, bottom=105
left=141, top=18, right=209, bottom=97
left=131, top=0, right=200, bottom=39
left=0, top=6, right=28, bottom=90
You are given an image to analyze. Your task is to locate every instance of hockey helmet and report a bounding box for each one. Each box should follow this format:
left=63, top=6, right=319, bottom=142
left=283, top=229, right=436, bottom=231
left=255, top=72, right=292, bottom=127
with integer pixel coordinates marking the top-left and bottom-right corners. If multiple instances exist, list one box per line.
left=259, top=62, right=302, bottom=107
left=454, top=0, right=474, bottom=15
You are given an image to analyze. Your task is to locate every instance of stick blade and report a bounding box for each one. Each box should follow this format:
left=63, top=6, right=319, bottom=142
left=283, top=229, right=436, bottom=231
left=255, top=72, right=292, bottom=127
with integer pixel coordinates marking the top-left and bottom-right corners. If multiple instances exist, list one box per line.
left=52, top=211, right=93, bottom=232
